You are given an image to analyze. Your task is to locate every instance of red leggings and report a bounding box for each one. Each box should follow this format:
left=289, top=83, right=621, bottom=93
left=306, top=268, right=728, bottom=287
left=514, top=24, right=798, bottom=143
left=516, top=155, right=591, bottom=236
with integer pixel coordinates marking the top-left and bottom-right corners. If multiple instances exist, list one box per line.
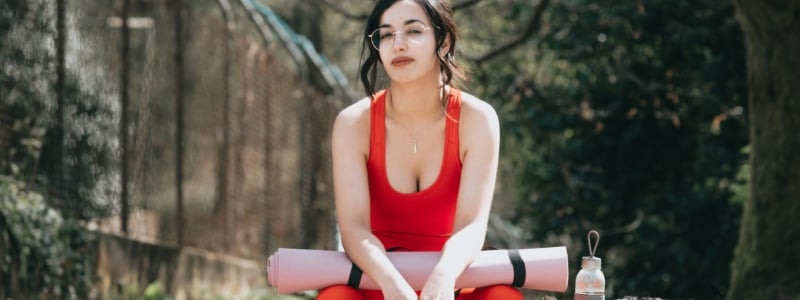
left=316, top=284, right=523, bottom=300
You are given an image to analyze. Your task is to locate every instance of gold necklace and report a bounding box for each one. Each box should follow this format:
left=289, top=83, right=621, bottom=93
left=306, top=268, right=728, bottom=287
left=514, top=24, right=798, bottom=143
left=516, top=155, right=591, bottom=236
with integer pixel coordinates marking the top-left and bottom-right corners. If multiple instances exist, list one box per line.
left=387, top=90, right=446, bottom=154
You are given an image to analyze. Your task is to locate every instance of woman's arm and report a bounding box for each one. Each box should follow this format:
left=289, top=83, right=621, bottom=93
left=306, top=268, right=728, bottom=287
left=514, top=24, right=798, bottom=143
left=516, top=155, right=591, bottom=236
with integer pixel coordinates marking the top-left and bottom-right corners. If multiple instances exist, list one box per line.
left=421, top=96, right=501, bottom=299
left=331, top=102, right=417, bottom=299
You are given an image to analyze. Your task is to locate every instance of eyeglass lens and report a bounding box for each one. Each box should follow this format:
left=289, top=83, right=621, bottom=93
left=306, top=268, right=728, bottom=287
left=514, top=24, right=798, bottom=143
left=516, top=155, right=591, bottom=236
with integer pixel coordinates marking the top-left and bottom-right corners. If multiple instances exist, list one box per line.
left=370, top=24, right=428, bottom=50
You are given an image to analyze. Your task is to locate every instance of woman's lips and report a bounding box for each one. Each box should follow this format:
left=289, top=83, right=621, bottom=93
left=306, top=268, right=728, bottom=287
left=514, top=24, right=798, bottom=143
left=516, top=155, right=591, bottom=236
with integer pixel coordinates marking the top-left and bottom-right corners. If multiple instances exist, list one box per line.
left=391, top=56, right=414, bottom=67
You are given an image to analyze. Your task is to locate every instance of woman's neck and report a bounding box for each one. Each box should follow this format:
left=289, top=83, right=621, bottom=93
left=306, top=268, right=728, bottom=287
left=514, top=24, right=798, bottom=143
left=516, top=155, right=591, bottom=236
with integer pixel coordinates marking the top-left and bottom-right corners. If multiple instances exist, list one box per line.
left=387, top=81, right=448, bottom=122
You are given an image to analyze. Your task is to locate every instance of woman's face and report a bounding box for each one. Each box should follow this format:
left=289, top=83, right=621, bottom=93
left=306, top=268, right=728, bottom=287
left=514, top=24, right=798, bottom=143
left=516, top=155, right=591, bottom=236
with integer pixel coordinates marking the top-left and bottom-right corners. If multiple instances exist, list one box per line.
left=377, top=0, right=441, bottom=84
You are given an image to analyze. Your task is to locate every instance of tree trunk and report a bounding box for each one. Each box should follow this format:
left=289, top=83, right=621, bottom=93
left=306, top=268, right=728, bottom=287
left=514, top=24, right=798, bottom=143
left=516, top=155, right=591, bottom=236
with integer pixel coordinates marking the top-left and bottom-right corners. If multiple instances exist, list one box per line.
left=173, top=0, right=185, bottom=247
left=54, top=0, right=66, bottom=210
left=728, top=1, right=800, bottom=299
left=120, top=0, right=131, bottom=235
left=284, top=2, right=330, bottom=92
left=215, top=0, right=231, bottom=251
left=283, top=2, right=330, bottom=249
left=286, top=2, right=324, bottom=52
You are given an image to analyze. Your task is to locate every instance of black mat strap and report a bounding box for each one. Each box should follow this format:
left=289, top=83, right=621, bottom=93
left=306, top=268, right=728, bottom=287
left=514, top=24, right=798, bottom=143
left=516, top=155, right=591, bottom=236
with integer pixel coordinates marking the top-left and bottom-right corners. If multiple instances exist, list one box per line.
left=347, top=263, right=363, bottom=288
left=347, top=247, right=401, bottom=289
left=508, top=249, right=526, bottom=287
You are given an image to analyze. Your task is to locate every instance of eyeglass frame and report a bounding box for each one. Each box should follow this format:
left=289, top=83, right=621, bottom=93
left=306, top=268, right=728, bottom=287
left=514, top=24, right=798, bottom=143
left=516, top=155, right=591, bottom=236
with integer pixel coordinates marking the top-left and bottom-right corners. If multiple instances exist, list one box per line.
left=367, top=23, right=434, bottom=51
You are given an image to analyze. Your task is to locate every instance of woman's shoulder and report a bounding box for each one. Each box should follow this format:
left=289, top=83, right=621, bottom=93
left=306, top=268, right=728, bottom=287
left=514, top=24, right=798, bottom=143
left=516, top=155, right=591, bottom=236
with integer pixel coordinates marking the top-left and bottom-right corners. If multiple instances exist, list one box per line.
left=454, top=90, right=500, bottom=157
left=335, top=96, right=372, bottom=127
left=332, top=96, right=373, bottom=151
left=457, top=90, right=499, bottom=127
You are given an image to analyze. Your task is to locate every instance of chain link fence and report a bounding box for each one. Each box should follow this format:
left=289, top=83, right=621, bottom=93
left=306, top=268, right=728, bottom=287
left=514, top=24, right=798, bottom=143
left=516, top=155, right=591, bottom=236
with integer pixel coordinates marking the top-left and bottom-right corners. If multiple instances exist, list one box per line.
left=63, top=0, right=348, bottom=259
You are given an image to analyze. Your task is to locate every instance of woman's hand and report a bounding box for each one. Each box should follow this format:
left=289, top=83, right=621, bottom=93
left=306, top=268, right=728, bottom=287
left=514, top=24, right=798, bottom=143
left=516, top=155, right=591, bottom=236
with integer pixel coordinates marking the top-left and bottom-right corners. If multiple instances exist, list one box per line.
left=419, top=270, right=457, bottom=300
left=380, top=279, right=418, bottom=300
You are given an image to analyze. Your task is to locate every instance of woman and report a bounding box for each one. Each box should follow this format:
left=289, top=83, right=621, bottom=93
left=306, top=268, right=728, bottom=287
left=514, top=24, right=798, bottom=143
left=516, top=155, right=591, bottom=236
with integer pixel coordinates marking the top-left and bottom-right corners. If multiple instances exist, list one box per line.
left=320, top=1, right=523, bottom=299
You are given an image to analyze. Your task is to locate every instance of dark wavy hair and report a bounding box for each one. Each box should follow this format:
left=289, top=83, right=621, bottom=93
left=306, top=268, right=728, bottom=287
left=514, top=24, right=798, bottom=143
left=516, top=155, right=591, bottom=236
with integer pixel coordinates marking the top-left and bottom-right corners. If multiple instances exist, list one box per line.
left=359, top=0, right=466, bottom=99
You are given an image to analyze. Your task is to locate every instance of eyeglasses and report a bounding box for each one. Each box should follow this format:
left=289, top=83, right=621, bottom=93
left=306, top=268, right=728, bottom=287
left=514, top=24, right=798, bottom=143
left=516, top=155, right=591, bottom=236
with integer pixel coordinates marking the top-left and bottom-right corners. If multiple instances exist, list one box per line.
left=368, top=23, right=432, bottom=50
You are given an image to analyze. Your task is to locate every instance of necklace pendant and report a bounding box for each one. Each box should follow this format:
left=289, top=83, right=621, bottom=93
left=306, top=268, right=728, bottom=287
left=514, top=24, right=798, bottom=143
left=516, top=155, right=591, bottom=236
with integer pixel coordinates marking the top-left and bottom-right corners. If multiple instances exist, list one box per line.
left=413, top=138, right=418, bottom=154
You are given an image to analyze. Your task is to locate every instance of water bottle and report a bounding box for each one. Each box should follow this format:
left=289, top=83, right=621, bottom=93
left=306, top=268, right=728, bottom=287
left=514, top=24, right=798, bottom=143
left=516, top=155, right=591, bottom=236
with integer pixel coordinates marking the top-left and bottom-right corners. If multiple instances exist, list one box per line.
left=575, top=230, right=605, bottom=300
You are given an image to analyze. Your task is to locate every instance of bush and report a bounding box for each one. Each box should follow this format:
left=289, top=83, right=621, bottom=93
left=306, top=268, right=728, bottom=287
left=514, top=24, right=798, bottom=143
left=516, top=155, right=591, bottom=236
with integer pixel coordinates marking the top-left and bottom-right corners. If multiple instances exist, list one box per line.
left=0, top=175, right=97, bottom=299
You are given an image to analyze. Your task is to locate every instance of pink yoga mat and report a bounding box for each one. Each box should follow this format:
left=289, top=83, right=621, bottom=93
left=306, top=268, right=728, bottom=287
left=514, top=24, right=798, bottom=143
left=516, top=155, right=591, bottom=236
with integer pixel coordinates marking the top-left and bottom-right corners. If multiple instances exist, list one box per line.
left=267, top=247, right=568, bottom=294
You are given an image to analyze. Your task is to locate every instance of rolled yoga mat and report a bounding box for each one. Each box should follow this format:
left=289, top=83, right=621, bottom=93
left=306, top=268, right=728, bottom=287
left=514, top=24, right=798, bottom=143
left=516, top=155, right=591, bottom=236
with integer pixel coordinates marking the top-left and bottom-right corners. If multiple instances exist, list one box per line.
left=267, top=247, right=568, bottom=294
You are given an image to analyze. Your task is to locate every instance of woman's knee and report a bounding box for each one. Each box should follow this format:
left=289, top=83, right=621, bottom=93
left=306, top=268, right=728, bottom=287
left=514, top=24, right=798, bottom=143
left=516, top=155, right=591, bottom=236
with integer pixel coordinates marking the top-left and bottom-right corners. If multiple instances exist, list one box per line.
left=316, top=285, right=365, bottom=300
left=461, top=285, right=523, bottom=300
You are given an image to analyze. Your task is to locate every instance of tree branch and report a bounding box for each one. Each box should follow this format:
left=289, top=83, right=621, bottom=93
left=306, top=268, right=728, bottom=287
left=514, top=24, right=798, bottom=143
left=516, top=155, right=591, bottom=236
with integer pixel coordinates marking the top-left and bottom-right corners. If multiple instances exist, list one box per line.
left=469, top=0, right=550, bottom=64
left=320, top=0, right=369, bottom=20
left=452, top=0, right=484, bottom=10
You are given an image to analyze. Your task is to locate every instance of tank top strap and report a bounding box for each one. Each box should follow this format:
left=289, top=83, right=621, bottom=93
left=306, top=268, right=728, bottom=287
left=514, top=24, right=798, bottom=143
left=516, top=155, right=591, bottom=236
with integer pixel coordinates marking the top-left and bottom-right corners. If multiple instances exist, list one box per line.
left=369, top=90, right=388, bottom=160
left=445, top=88, right=462, bottom=148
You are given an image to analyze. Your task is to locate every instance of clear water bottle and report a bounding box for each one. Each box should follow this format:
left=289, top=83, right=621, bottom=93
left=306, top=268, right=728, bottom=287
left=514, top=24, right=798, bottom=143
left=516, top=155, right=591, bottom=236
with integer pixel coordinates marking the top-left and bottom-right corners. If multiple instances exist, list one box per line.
left=575, top=230, right=605, bottom=300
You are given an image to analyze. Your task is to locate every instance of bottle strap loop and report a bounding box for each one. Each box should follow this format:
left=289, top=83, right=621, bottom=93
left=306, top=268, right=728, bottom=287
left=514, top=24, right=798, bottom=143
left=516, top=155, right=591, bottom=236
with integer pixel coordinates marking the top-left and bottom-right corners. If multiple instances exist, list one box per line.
left=587, top=230, right=600, bottom=257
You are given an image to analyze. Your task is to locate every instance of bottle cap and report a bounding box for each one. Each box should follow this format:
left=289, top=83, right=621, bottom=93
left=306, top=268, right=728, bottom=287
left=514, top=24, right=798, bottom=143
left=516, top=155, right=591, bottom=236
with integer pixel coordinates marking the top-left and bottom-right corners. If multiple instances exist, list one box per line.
left=581, top=256, right=602, bottom=268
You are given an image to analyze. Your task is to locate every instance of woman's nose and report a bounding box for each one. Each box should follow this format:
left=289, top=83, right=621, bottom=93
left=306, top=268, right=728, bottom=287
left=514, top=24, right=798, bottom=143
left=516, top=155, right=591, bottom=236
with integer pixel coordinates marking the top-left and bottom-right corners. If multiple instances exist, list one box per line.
left=391, top=33, right=407, bottom=51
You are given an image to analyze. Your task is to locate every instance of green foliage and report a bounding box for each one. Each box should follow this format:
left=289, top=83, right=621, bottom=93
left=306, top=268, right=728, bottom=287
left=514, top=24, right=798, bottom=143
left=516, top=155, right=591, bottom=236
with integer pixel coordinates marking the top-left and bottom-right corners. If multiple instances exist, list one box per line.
left=144, top=281, right=170, bottom=300
left=468, top=0, right=748, bottom=298
left=106, top=281, right=172, bottom=300
left=0, top=1, right=115, bottom=297
left=37, top=72, right=119, bottom=220
left=0, top=0, right=116, bottom=220
left=0, top=1, right=54, bottom=176
left=0, top=176, right=97, bottom=298
left=110, top=282, right=308, bottom=300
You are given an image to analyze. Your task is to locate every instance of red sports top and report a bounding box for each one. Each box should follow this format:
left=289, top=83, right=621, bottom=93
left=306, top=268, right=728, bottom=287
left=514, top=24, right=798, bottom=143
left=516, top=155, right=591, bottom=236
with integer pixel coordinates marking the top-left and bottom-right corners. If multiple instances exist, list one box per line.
left=367, top=88, right=463, bottom=252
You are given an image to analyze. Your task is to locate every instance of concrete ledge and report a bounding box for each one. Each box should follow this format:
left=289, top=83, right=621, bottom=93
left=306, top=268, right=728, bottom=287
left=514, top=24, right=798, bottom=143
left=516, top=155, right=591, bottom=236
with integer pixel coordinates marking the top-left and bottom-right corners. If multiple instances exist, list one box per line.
left=94, top=232, right=268, bottom=299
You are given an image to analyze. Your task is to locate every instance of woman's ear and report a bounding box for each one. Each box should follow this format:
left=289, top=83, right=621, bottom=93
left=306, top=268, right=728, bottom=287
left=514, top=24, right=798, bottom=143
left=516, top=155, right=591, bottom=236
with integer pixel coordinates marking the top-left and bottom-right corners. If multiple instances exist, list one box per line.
left=439, top=34, right=452, bottom=58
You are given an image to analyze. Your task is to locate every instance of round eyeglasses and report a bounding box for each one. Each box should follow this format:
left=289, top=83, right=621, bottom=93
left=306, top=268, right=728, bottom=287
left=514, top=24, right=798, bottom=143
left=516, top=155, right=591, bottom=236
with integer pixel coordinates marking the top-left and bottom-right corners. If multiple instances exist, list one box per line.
left=368, top=24, right=432, bottom=50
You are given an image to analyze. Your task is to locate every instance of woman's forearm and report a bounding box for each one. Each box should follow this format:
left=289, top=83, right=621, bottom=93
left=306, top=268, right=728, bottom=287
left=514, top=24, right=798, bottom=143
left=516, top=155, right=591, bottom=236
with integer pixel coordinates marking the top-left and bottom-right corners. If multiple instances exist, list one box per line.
left=341, top=224, right=409, bottom=290
left=430, top=221, right=488, bottom=281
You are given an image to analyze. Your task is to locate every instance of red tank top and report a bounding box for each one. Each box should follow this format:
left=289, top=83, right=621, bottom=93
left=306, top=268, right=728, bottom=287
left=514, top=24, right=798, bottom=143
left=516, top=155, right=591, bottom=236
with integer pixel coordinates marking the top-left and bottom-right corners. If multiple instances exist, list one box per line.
left=367, top=88, right=462, bottom=252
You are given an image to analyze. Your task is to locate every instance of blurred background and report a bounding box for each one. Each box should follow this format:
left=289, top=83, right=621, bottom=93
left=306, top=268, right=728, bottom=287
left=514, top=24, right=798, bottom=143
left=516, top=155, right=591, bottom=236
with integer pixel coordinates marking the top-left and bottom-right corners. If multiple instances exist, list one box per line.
left=1, top=0, right=795, bottom=299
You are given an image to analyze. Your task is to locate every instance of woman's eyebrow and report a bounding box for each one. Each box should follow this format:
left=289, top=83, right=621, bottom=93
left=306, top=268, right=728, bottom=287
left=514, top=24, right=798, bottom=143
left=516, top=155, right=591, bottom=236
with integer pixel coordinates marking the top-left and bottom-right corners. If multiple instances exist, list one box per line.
left=379, top=19, right=425, bottom=28
left=404, top=19, right=425, bottom=25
